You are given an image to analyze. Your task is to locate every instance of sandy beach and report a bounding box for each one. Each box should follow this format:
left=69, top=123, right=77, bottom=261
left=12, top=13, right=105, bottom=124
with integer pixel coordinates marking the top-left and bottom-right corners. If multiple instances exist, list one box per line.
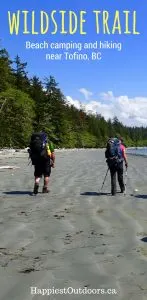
left=0, top=149, right=147, bottom=300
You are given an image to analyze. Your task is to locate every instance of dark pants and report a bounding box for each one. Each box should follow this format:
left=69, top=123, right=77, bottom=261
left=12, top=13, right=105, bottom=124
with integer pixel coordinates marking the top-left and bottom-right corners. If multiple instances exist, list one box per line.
left=109, top=162, right=125, bottom=195
left=34, top=157, right=51, bottom=178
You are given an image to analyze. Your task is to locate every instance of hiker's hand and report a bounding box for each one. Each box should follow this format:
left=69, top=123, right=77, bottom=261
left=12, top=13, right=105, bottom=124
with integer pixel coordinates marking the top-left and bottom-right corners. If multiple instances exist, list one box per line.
left=50, top=159, right=55, bottom=168
left=125, top=162, right=128, bottom=168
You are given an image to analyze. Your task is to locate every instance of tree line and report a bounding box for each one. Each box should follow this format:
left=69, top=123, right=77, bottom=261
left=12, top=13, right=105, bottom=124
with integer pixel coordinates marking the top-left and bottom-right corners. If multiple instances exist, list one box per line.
left=0, top=47, right=147, bottom=149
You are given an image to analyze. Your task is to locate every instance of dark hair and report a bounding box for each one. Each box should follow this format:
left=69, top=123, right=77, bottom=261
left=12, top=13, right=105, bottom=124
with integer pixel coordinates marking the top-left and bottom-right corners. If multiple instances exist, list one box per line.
left=119, top=137, right=123, bottom=143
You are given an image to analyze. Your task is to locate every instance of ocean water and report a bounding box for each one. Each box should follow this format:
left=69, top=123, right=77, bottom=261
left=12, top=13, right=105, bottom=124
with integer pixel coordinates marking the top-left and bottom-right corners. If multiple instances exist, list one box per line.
left=127, top=147, right=147, bottom=157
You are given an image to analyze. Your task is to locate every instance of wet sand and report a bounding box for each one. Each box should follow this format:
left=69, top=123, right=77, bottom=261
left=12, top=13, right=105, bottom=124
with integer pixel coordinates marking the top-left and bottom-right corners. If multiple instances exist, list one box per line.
left=0, top=149, right=147, bottom=300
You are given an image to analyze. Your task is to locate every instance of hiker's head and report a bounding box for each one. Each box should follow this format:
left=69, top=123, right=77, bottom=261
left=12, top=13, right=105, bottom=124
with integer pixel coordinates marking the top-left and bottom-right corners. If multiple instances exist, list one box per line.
left=120, top=137, right=127, bottom=148
left=119, top=137, right=124, bottom=143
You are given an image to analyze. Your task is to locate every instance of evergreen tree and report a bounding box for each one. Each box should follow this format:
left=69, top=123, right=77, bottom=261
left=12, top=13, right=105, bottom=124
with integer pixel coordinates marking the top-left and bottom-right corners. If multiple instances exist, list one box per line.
left=0, top=88, right=34, bottom=147
left=44, top=76, right=67, bottom=146
left=0, top=48, right=14, bottom=92
left=13, top=55, right=30, bottom=92
left=29, top=76, right=47, bottom=130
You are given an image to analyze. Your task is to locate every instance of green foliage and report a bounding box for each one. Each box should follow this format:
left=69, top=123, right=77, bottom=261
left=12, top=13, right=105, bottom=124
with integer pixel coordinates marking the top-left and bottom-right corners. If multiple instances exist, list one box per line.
left=0, top=48, right=14, bottom=92
left=13, top=55, right=30, bottom=92
left=0, top=88, right=34, bottom=147
left=0, top=45, right=147, bottom=149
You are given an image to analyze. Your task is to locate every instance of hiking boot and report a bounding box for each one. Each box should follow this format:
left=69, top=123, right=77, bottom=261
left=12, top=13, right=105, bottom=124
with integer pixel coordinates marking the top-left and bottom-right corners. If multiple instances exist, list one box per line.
left=111, top=188, right=116, bottom=196
left=120, top=187, right=125, bottom=193
left=33, top=184, right=39, bottom=195
left=42, top=186, right=50, bottom=193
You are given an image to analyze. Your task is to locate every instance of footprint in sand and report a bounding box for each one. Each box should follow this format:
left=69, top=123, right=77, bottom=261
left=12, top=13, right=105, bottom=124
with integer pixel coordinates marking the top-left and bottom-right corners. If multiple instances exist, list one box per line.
left=54, top=214, right=65, bottom=220
left=97, top=209, right=104, bottom=214
left=19, top=267, right=36, bottom=273
left=63, top=231, right=84, bottom=245
left=17, top=211, right=28, bottom=216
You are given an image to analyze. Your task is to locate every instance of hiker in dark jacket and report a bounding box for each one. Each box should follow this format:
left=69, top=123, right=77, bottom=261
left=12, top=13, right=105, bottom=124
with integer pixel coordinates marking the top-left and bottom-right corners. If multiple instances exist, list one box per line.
left=28, top=131, right=55, bottom=195
left=105, top=137, right=128, bottom=196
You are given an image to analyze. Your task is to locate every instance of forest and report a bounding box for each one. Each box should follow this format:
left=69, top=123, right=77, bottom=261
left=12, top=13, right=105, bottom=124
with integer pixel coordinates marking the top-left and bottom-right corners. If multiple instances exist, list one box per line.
left=0, top=47, right=147, bottom=149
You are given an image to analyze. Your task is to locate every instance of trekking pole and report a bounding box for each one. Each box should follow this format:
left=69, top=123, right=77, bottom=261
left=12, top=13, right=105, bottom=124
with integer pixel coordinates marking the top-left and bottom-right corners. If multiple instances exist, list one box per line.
left=124, top=167, right=128, bottom=196
left=28, top=160, right=31, bottom=166
left=28, top=158, right=32, bottom=166
left=100, top=167, right=109, bottom=192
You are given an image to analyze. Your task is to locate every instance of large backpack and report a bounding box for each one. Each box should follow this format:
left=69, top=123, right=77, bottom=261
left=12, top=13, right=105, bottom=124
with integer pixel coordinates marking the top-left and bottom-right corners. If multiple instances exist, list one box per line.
left=105, top=137, right=123, bottom=167
left=29, top=132, right=48, bottom=164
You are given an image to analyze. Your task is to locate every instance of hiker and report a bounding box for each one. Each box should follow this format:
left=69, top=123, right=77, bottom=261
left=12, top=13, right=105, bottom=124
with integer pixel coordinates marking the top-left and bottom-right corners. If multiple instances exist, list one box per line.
left=105, top=137, right=128, bottom=196
left=28, top=131, right=55, bottom=195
